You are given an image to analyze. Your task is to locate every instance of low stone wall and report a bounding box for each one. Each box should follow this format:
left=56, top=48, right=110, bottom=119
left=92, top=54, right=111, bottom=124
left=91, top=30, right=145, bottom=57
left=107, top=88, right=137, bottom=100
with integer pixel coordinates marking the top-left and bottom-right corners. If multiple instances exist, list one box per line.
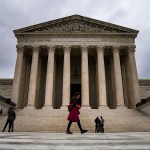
left=0, top=79, right=13, bottom=99
left=139, top=79, right=150, bottom=99
left=137, top=101, right=150, bottom=116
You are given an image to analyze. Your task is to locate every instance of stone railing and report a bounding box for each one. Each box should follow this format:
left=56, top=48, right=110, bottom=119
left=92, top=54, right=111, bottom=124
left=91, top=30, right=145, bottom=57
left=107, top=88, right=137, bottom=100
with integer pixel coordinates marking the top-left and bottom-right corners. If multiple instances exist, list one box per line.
left=136, top=97, right=150, bottom=116
left=0, top=95, right=16, bottom=108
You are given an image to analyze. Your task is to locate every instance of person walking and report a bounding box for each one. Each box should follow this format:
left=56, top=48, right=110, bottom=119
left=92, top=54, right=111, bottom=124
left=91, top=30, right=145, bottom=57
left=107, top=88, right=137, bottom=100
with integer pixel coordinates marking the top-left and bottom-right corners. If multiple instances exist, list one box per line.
left=2, top=107, right=16, bottom=132
left=66, top=92, right=88, bottom=134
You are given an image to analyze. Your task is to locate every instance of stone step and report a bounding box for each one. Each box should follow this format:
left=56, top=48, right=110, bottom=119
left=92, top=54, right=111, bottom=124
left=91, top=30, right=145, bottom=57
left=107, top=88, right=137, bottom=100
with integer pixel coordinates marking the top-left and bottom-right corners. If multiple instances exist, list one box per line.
left=0, top=108, right=150, bottom=132
left=1, top=132, right=150, bottom=150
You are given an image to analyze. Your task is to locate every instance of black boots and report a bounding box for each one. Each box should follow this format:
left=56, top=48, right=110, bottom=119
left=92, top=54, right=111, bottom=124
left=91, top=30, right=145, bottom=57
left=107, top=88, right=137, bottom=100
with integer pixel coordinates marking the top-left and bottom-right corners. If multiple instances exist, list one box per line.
left=66, top=130, right=73, bottom=134
left=66, top=120, right=88, bottom=134
left=81, top=129, right=88, bottom=134
left=66, top=129, right=88, bottom=134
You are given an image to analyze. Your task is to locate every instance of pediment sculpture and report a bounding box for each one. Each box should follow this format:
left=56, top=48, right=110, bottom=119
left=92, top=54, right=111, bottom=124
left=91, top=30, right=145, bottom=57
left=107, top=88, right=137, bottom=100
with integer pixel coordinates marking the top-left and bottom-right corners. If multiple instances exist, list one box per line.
left=14, top=15, right=138, bottom=35
left=24, top=19, right=128, bottom=33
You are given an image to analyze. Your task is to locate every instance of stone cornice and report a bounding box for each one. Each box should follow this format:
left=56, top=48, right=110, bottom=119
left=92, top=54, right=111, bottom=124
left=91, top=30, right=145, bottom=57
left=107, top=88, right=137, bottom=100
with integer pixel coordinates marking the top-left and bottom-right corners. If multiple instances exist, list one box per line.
left=16, top=33, right=136, bottom=40
left=139, top=79, right=150, bottom=85
left=0, top=79, right=13, bottom=85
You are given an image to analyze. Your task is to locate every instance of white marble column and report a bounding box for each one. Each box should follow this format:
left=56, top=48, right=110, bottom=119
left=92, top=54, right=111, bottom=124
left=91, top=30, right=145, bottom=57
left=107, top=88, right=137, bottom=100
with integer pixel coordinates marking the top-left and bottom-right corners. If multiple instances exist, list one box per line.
left=128, top=46, right=140, bottom=106
left=96, top=46, right=107, bottom=108
left=11, top=45, right=24, bottom=106
left=81, top=46, right=90, bottom=108
left=27, top=46, right=40, bottom=107
left=112, top=46, right=125, bottom=107
left=44, top=46, right=55, bottom=108
left=61, top=46, right=71, bottom=108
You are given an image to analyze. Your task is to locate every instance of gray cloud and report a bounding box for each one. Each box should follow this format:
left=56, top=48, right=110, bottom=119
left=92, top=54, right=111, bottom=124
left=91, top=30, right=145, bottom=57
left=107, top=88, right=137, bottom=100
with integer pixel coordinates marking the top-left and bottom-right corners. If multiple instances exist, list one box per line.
left=0, top=0, right=150, bottom=78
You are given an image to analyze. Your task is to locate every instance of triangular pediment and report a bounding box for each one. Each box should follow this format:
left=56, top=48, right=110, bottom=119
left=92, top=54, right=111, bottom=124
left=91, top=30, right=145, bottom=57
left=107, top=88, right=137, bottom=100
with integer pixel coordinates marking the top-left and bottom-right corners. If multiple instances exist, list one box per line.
left=14, top=15, right=138, bottom=34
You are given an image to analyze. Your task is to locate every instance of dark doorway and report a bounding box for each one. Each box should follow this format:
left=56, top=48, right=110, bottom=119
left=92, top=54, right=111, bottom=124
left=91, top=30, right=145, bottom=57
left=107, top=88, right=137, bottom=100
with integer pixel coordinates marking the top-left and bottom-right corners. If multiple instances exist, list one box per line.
left=70, top=84, right=81, bottom=104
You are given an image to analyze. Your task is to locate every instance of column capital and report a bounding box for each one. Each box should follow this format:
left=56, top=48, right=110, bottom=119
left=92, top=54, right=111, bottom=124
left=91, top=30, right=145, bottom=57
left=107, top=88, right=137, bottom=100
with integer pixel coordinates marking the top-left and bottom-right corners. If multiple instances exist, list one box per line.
left=16, top=45, right=24, bottom=54
left=96, top=46, right=105, bottom=54
left=47, top=45, right=55, bottom=53
left=63, top=46, right=71, bottom=53
left=112, top=46, right=120, bottom=54
left=32, top=45, right=40, bottom=53
left=81, top=45, right=89, bottom=53
left=128, top=45, right=136, bottom=54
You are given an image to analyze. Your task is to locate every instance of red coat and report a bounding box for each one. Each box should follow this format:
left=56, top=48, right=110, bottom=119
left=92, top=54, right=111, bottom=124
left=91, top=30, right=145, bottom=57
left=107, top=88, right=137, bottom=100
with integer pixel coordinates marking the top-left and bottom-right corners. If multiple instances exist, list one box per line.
left=67, top=106, right=80, bottom=122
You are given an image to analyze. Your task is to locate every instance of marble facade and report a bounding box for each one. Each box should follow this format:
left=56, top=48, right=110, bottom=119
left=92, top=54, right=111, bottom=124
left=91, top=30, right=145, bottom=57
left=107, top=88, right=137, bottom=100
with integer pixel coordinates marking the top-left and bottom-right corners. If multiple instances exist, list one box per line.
left=3, top=15, right=143, bottom=109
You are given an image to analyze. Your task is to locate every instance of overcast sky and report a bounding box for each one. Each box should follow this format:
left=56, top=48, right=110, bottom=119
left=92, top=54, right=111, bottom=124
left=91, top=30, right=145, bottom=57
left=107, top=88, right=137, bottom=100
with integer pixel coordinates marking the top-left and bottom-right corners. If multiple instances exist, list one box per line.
left=0, top=0, right=150, bottom=79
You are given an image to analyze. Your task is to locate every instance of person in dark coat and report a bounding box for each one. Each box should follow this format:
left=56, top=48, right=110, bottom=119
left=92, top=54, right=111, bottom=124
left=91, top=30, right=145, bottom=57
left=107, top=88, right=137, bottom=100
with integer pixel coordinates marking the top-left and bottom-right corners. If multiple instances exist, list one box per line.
left=2, top=107, right=16, bottom=132
left=66, top=92, right=88, bottom=134
left=95, top=117, right=101, bottom=133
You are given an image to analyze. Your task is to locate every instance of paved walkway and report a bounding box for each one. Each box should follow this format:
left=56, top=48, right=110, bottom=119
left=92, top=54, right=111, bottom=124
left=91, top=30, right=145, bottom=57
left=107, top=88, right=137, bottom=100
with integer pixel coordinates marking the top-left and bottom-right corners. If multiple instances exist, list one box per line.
left=0, top=132, right=150, bottom=150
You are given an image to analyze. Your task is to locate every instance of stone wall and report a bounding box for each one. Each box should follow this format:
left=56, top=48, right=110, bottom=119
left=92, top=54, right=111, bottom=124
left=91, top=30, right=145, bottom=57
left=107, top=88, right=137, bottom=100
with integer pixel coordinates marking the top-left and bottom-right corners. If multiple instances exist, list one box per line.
left=137, top=101, right=150, bottom=116
left=0, top=79, right=13, bottom=114
left=139, top=79, right=150, bottom=99
left=0, top=79, right=13, bottom=98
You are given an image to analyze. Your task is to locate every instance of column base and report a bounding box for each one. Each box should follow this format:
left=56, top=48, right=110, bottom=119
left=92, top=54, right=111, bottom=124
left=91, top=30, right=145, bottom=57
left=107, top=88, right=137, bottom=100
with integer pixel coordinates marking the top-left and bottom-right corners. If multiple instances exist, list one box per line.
left=15, top=105, right=23, bottom=109
left=60, top=105, right=68, bottom=109
left=61, top=105, right=91, bottom=109
left=25, top=105, right=35, bottom=109
left=23, top=105, right=36, bottom=114
left=98, top=105, right=109, bottom=109
left=133, top=105, right=136, bottom=109
left=42, top=105, right=53, bottom=109
left=81, top=105, right=91, bottom=109
left=117, top=105, right=126, bottom=109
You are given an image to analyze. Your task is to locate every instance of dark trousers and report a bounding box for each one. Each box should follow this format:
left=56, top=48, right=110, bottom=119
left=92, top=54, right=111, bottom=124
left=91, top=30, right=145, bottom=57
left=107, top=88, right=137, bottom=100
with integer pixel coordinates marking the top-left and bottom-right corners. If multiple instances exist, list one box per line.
left=3, top=120, right=14, bottom=132
left=95, top=125, right=101, bottom=133
left=100, top=124, right=104, bottom=133
left=67, top=119, right=83, bottom=131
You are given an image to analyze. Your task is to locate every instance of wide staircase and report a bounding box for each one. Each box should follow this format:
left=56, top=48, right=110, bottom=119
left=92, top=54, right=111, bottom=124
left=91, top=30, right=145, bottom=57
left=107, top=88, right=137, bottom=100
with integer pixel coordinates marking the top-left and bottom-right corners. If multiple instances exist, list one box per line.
left=0, top=107, right=150, bottom=133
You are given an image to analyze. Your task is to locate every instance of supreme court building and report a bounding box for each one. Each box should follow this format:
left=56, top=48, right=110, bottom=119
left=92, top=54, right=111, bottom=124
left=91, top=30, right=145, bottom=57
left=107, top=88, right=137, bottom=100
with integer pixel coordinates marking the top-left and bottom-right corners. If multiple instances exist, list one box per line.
left=11, top=15, right=140, bottom=109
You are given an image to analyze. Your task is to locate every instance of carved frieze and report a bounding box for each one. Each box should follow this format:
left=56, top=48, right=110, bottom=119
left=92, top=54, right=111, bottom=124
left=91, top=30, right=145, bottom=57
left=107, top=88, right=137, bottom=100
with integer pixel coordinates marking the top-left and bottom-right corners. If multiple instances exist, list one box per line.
left=23, top=19, right=128, bottom=33
left=17, top=34, right=135, bottom=44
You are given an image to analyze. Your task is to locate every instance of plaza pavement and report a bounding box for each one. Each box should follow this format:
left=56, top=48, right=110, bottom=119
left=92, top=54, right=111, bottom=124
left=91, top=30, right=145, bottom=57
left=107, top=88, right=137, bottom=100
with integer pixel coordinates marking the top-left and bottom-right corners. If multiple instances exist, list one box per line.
left=0, top=132, right=150, bottom=150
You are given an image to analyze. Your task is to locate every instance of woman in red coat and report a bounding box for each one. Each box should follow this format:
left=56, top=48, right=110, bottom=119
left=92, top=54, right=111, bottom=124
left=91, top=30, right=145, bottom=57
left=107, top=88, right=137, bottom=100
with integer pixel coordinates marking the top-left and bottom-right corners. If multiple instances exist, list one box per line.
left=66, top=92, right=88, bottom=134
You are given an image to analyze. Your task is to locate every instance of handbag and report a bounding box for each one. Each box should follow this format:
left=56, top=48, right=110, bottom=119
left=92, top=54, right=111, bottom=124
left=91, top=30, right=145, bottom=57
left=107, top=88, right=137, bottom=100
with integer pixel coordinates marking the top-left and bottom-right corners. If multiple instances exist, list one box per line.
left=67, top=104, right=73, bottom=112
